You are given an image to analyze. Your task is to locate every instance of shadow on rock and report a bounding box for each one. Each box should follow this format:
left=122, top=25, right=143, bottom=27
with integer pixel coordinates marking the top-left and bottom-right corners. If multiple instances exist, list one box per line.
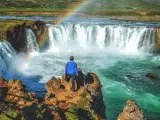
left=76, top=108, right=94, bottom=120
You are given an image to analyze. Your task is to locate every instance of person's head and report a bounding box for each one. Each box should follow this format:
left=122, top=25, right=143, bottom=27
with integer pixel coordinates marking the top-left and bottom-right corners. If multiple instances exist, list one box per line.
left=70, top=56, right=74, bottom=61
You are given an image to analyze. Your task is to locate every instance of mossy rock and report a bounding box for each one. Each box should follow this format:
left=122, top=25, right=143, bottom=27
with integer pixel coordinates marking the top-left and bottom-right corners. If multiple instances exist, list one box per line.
left=0, top=111, right=19, bottom=120
left=0, top=20, right=35, bottom=40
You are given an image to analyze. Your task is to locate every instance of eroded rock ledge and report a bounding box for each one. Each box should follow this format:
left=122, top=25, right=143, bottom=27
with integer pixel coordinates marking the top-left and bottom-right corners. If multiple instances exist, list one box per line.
left=118, top=100, right=146, bottom=120
left=0, top=72, right=107, bottom=120
left=5, top=21, right=48, bottom=52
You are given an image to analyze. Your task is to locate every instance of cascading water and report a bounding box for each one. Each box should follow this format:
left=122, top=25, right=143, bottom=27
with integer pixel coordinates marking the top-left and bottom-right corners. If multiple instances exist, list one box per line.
left=25, top=28, right=39, bottom=52
left=48, top=24, right=155, bottom=54
left=0, top=21, right=160, bottom=120
left=0, top=41, right=16, bottom=76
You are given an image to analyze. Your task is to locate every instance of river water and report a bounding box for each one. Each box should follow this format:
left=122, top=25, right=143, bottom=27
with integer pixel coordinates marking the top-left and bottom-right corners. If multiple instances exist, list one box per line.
left=0, top=16, right=160, bottom=119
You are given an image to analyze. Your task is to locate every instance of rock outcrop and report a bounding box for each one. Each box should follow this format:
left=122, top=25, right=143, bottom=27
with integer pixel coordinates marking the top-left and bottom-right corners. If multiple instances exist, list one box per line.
left=45, top=72, right=107, bottom=120
left=155, top=28, right=160, bottom=52
left=0, top=72, right=106, bottom=120
left=0, top=77, right=37, bottom=109
left=6, top=21, right=48, bottom=52
left=118, top=100, right=146, bottom=120
left=145, top=73, right=158, bottom=79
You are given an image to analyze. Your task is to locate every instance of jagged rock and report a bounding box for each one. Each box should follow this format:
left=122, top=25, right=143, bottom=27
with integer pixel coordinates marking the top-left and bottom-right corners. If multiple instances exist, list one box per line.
left=0, top=77, right=5, bottom=84
left=6, top=21, right=48, bottom=53
left=87, top=73, right=106, bottom=120
left=155, top=28, right=160, bottom=52
left=118, top=100, right=146, bottom=120
left=44, top=72, right=107, bottom=120
left=0, top=101, right=15, bottom=114
left=0, top=78, right=37, bottom=108
left=0, top=71, right=106, bottom=119
left=46, top=76, right=61, bottom=94
left=52, top=111, right=62, bottom=120
left=145, top=73, right=158, bottom=79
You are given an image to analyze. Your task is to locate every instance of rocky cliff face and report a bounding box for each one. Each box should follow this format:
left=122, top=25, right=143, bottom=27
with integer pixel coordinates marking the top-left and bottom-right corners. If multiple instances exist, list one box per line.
left=0, top=72, right=107, bottom=120
left=0, top=77, right=37, bottom=109
left=45, top=73, right=107, bottom=120
left=118, top=100, right=146, bottom=120
left=5, top=21, right=48, bottom=52
left=154, top=28, right=160, bottom=52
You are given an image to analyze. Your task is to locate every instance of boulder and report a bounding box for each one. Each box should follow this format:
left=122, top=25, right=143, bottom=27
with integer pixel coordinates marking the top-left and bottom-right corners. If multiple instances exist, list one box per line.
left=118, top=100, right=146, bottom=120
left=145, top=73, right=158, bottom=79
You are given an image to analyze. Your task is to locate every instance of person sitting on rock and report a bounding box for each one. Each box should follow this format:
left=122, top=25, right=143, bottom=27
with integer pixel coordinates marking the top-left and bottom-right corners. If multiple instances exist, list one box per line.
left=65, top=56, right=78, bottom=92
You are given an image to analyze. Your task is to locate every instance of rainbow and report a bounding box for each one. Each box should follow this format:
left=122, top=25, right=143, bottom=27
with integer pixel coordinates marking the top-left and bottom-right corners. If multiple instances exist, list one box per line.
left=37, top=0, right=90, bottom=48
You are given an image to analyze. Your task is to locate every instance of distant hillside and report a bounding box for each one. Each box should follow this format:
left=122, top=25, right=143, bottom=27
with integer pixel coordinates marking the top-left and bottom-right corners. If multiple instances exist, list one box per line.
left=0, top=0, right=83, bottom=11
left=0, top=0, right=160, bottom=11
left=0, top=0, right=160, bottom=20
left=143, top=0, right=160, bottom=5
left=83, top=0, right=160, bottom=12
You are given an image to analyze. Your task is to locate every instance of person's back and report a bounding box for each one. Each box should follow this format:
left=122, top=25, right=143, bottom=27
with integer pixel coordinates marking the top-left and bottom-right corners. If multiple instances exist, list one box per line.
left=65, top=61, right=78, bottom=76
left=65, top=56, right=78, bottom=92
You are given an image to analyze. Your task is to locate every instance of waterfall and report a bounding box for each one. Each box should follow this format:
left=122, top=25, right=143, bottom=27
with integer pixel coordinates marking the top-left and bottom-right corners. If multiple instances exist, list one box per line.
left=25, top=28, right=39, bottom=52
left=48, top=24, right=156, bottom=54
left=0, top=41, right=16, bottom=76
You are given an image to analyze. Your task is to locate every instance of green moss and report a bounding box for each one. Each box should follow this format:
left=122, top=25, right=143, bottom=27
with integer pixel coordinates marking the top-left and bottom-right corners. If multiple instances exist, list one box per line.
left=0, top=111, right=19, bottom=120
left=65, top=106, right=79, bottom=120
left=80, top=91, right=87, bottom=98
left=77, top=97, right=88, bottom=109
left=0, top=20, right=34, bottom=40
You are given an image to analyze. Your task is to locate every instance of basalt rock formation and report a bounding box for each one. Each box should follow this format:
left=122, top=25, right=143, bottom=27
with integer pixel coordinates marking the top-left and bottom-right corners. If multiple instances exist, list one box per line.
left=118, top=100, right=146, bottom=120
left=0, top=72, right=106, bottom=120
left=0, top=77, right=62, bottom=120
left=0, top=77, right=37, bottom=108
left=45, top=72, right=107, bottom=120
left=6, top=21, right=48, bottom=52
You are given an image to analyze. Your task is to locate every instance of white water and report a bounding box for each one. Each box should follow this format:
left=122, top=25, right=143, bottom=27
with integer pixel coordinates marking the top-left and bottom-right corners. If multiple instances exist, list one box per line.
left=0, top=23, right=159, bottom=119
left=25, top=28, right=39, bottom=52
left=0, top=41, right=16, bottom=76
left=48, top=24, right=155, bottom=54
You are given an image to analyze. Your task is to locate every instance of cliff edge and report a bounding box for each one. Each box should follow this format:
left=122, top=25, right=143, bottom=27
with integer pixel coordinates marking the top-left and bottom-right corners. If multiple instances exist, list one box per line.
left=0, top=71, right=107, bottom=120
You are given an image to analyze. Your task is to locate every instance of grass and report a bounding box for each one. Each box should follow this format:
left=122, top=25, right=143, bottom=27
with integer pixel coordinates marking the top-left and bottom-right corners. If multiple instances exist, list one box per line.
left=0, top=20, right=34, bottom=40
left=0, top=0, right=85, bottom=11
left=0, top=0, right=160, bottom=21
left=84, top=0, right=160, bottom=12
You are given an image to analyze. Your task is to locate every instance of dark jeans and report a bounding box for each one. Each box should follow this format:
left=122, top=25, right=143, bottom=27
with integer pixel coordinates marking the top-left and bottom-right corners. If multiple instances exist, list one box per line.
left=65, top=74, right=76, bottom=92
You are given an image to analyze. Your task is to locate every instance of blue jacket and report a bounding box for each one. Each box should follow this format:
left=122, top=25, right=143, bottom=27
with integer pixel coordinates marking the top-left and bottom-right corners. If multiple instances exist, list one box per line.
left=65, top=61, right=78, bottom=76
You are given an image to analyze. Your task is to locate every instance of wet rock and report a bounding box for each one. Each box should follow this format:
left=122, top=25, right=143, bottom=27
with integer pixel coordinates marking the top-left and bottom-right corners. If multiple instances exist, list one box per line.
left=6, top=21, right=48, bottom=53
left=118, top=100, right=146, bottom=120
left=145, top=73, right=158, bottom=79
left=155, top=28, right=160, bottom=52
